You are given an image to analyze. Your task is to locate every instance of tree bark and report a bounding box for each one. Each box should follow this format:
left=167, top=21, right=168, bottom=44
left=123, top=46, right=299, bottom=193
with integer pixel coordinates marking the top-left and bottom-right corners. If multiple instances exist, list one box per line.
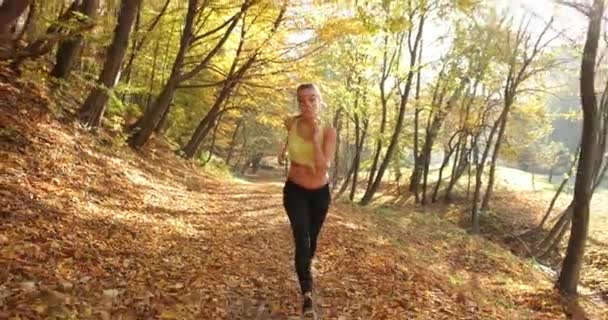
left=204, top=113, right=224, bottom=165
left=538, top=220, right=571, bottom=260
left=444, top=138, right=461, bottom=201
left=14, top=0, right=35, bottom=45
left=182, top=93, right=227, bottom=159
left=50, top=0, right=99, bottom=79
left=154, top=103, right=172, bottom=134
left=481, top=99, right=511, bottom=209
left=233, top=124, right=248, bottom=171
left=350, top=117, right=368, bottom=201
left=469, top=108, right=503, bottom=212
left=336, top=114, right=367, bottom=201
left=331, top=107, right=344, bottom=190
left=557, top=0, right=603, bottom=296
left=78, top=0, right=140, bottom=127
left=225, top=119, right=243, bottom=165
left=9, top=1, right=97, bottom=71
left=536, top=153, right=578, bottom=230
left=432, top=131, right=462, bottom=203
left=535, top=204, right=573, bottom=256
left=432, top=146, right=455, bottom=203
left=0, top=0, right=32, bottom=58
left=410, top=38, right=423, bottom=201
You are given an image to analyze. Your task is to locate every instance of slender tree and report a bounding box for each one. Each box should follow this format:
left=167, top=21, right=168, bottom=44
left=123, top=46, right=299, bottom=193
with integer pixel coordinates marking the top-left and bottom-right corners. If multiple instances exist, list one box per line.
left=128, top=0, right=253, bottom=148
left=481, top=16, right=559, bottom=209
left=50, top=0, right=99, bottom=79
left=557, top=0, right=604, bottom=296
left=79, top=0, right=141, bottom=127
left=360, top=3, right=427, bottom=205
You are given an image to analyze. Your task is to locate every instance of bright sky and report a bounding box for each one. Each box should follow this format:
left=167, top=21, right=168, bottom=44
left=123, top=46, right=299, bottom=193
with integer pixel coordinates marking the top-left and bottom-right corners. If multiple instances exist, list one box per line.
left=497, top=0, right=589, bottom=45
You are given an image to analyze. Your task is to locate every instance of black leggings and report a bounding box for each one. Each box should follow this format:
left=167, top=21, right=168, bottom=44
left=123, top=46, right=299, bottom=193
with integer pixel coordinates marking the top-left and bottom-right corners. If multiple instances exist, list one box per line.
left=282, top=180, right=330, bottom=294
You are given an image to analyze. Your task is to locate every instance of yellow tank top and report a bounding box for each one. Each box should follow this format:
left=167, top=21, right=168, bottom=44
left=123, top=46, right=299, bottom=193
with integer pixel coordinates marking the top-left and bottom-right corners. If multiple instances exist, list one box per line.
left=287, top=117, right=323, bottom=168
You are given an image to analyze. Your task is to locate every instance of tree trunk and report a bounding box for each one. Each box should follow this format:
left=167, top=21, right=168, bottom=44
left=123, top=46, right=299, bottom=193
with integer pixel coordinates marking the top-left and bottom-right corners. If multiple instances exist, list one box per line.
left=535, top=205, right=573, bottom=255
left=557, top=0, right=603, bottom=296
left=411, top=114, right=422, bottom=202
left=129, top=0, right=246, bottom=148
left=9, top=0, right=98, bottom=71
left=251, top=152, right=264, bottom=174
left=410, top=39, right=423, bottom=199
left=204, top=113, right=224, bottom=165
left=364, top=139, right=382, bottom=196
left=335, top=156, right=356, bottom=200
left=225, top=119, right=243, bottom=165
left=471, top=162, right=484, bottom=234
left=468, top=108, right=503, bottom=213
left=145, top=38, right=161, bottom=108
left=182, top=106, right=221, bottom=159
left=154, top=102, right=172, bottom=134
left=336, top=115, right=366, bottom=201
left=481, top=100, right=512, bottom=209
left=466, top=153, right=473, bottom=200
left=463, top=136, right=481, bottom=230
left=128, top=0, right=199, bottom=148
left=118, top=3, right=141, bottom=104
left=0, top=0, right=32, bottom=58
left=363, top=34, right=394, bottom=197
left=14, top=1, right=35, bottom=45
left=121, top=0, right=170, bottom=83
left=78, top=0, right=140, bottom=127
left=50, top=0, right=99, bottom=79
left=181, top=35, right=259, bottom=159
left=444, top=140, right=461, bottom=201
left=538, top=220, right=571, bottom=260
left=539, top=176, right=569, bottom=228
left=360, top=78, right=412, bottom=205
left=233, top=125, right=248, bottom=171
left=419, top=85, right=466, bottom=204
left=331, top=107, right=344, bottom=190
left=360, top=14, right=426, bottom=205
left=350, top=117, right=368, bottom=202
left=432, top=146, right=455, bottom=203
left=593, top=161, right=607, bottom=190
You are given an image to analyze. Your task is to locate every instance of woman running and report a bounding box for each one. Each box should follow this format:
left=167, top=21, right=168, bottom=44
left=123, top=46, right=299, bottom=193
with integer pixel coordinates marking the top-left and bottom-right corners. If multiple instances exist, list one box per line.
left=280, top=83, right=336, bottom=316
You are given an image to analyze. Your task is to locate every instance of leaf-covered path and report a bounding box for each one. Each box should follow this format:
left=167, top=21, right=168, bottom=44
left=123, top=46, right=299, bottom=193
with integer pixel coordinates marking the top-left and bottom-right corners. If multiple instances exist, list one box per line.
left=2, top=73, right=606, bottom=319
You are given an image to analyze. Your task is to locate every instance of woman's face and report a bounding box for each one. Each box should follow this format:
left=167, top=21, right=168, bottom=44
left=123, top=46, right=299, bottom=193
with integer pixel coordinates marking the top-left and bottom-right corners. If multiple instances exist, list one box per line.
left=297, top=87, right=320, bottom=120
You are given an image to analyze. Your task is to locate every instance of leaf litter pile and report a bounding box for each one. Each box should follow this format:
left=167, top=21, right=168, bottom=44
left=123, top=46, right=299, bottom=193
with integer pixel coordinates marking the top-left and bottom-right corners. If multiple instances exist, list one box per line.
left=1, top=71, right=608, bottom=319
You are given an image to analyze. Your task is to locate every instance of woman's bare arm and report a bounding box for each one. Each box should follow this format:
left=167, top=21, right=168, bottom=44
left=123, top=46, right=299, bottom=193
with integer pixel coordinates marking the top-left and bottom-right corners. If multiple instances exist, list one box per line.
left=312, top=126, right=336, bottom=175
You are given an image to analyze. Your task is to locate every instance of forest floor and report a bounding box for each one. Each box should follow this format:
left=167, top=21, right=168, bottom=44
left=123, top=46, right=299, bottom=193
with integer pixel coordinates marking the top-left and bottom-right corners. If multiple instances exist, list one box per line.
left=2, top=69, right=608, bottom=319
left=369, top=165, right=608, bottom=306
left=475, top=167, right=608, bottom=302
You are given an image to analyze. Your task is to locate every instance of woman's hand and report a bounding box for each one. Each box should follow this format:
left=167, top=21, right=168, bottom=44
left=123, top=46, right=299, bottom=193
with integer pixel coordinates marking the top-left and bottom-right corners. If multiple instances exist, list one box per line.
left=311, top=119, right=322, bottom=145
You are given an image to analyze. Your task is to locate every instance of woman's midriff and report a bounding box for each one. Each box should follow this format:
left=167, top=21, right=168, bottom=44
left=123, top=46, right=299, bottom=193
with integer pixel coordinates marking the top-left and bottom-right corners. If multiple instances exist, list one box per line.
left=287, top=161, right=328, bottom=190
